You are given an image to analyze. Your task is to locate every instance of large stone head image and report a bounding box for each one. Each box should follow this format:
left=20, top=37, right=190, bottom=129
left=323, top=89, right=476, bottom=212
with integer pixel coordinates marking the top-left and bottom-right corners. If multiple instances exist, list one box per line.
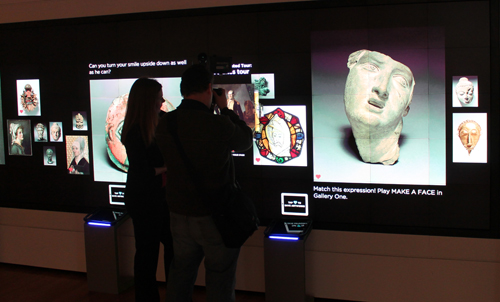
left=344, top=50, right=415, bottom=165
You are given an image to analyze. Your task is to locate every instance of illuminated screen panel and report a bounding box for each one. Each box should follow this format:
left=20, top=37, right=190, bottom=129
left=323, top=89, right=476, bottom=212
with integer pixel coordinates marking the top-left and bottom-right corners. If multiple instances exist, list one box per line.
left=0, top=1, right=495, bottom=236
left=312, top=27, right=446, bottom=185
left=90, top=77, right=182, bottom=183
left=452, top=113, right=487, bottom=163
left=212, top=83, right=256, bottom=130
left=253, top=105, right=307, bottom=167
left=0, top=73, right=4, bottom=164
left=16, top=79, right=41, bottom=116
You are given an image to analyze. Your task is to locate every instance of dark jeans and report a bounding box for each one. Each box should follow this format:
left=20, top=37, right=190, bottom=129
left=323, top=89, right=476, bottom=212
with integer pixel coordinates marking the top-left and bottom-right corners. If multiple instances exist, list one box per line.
left=131, top=209, right=174, bottom=302
left=166, top=212, right=240, bottom=302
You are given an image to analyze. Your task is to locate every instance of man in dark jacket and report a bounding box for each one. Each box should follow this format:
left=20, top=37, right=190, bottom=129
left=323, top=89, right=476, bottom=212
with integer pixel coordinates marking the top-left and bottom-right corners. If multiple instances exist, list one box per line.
left=156, top=64, right=253, bottom=302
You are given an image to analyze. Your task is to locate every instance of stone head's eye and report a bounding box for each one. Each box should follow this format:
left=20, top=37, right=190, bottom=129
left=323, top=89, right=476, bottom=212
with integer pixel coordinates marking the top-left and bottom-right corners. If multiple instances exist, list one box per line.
left=461, top=130, right=468, bottom=136
left=394, top=75, right=409, bottom=88
left=471, top=129, right=477, bottom=135
left=361, top=63, right=379, bottom=72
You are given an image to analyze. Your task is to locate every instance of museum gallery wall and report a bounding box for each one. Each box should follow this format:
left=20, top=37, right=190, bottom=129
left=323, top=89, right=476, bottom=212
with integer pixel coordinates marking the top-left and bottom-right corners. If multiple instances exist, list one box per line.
left=0, top=0, right=497, bottom=238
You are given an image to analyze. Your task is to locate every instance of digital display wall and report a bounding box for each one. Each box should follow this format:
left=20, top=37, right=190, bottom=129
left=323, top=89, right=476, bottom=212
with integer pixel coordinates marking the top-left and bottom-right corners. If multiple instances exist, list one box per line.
left=0, top=73, right=5, bottom=165
left=0, top=0, right=497, bottom=237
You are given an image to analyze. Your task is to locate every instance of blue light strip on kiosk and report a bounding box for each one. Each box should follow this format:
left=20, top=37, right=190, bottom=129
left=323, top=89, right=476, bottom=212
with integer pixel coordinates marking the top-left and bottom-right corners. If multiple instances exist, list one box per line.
left=87, top=221, right=112, bottom=227
left=269, top=235, right=299, bottom=241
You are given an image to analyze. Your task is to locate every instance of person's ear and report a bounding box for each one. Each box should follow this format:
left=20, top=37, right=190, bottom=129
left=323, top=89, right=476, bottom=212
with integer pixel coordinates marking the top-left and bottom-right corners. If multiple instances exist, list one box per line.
left=403, top=106, right=410, bottom=117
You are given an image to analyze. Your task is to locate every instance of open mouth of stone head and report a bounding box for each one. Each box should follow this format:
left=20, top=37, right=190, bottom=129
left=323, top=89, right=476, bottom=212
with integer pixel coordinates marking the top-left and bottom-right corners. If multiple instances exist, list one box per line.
left=368, top=98, right=385, bottom=110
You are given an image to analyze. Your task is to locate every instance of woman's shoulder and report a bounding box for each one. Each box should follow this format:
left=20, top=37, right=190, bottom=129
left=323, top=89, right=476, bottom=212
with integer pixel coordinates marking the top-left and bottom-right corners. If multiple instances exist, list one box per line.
left=79, top=157, right=89, bottom=165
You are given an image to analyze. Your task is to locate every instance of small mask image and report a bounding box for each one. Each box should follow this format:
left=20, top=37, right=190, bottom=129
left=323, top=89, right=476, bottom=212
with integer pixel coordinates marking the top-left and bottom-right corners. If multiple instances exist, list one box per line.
left=452, top=113, right=487, bottom=163
left=458, top=120, right=481, bottom=155
left=73, top=112, right=88, bottom=131
left=452, top=76, right=478, bottom=107
left=49, top=122, right=63, bottom=142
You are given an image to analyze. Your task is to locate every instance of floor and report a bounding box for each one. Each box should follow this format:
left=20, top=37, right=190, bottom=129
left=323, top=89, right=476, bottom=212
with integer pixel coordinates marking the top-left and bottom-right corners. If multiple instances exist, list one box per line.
left=0, top=263, right=347, bottom=302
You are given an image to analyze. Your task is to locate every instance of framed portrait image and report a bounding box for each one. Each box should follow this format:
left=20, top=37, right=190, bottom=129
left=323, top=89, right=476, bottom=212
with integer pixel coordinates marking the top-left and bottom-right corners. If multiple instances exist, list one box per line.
left=66, top=135, right=90, bottom=175
left=7, top=119, right=32, bottom=156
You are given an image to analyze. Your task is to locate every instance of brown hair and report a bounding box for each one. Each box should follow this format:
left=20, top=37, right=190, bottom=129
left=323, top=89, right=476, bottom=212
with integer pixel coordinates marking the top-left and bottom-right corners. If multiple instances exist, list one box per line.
left=121, top=78, right=162, bottom=146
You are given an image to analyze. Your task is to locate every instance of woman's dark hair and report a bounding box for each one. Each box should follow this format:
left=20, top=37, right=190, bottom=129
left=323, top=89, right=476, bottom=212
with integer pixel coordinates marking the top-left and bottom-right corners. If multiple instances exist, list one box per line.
left=121, top=78, right=162, bottom=146
left=180, top=64, right=213, bottom=97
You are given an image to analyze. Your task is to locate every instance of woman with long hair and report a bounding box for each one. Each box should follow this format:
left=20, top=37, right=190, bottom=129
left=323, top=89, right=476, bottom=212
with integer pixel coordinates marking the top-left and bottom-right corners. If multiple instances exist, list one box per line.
left=121, top=78, right=173, bottom=302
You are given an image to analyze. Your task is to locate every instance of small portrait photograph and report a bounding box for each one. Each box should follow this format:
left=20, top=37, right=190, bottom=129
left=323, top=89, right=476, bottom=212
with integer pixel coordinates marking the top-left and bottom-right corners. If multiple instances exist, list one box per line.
left=33, top=122, right=48, bottom=142
left=66, top=135, right=90, bottom=175
left=73, top=111, right=88, bottom=131
left=251, top=73, right=275, bottom=99
left=17, top=79, right=41, bottom=116
left=453, top=113, right=487, bottom=163
left=452, top=76, right=478, bottom=107
left=7, top=119, right=32, bottom=156
left=49, top=122, right=63, bottom=142
left=43, top=146, right=57, bottom=166
left=253, top=105, right=307, bottom=167
left=212, top=84, right=256, bottom=130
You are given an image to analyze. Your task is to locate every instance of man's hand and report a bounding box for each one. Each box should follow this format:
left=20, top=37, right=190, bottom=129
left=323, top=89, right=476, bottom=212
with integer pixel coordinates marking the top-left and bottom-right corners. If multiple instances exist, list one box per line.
left=213, top=88, right=227, bottom=110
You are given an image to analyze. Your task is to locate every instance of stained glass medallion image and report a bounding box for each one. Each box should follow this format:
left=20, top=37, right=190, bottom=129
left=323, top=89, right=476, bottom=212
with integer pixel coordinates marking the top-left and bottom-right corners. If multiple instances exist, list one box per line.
left=254, top=106, right=307, bottom=167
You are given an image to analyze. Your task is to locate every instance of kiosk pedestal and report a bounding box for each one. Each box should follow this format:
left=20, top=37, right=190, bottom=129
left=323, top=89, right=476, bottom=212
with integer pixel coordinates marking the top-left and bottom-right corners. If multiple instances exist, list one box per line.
left=264, top=220, right=313, bottom=302
left=84, top=209, right=133, bottom=294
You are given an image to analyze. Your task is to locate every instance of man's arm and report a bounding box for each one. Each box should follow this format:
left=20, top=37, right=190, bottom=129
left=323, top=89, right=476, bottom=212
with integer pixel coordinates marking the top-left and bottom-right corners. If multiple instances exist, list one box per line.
left=221, top=107, right=253, bottom=152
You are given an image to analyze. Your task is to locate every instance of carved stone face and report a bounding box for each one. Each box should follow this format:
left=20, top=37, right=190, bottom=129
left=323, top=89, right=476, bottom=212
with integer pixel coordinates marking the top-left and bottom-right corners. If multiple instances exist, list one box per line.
left=458, top=120, right=481, bottom=155
left=46, top=148, right=54, bottom=163
left=344, top=50, right=415, bottom=165
left=455, top=78, right=474, bottom=106
left=345, top=51, right=414, bottom=138
left=51, top=124, right=61, bottom=141
left=36, top=123, right=45, bottom=140
left=37, top=128, right=44, bottom=139
left=75, top=114, right=84, bottom=129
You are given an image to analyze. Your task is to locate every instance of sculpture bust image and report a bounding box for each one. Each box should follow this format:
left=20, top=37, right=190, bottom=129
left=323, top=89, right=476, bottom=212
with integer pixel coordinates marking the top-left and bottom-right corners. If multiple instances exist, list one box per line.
left=455, top=77, right=474, bottom=107
left=35, top=123, right=46, bottom=141
left=50, top=122, right=62, bottom=142
left=75, top=113, right=85, bottom=129
left=344, top=49, right=415, bottom=165
left=45, top=148, right=54, bottom=164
